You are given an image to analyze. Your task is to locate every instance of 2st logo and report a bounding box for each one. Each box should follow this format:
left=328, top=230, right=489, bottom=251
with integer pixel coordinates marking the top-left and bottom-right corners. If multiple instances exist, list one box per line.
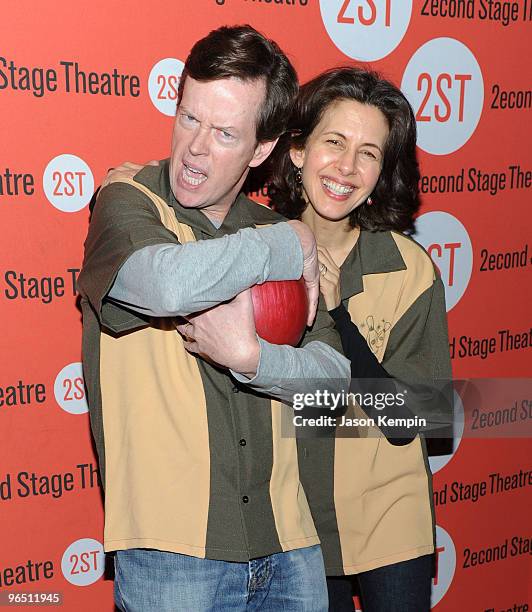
left=320, top=0, right=412, bottom=61
left=51, top=171, right=86, bottom=197
left=416, top=73, right=472, bottom=123
left=156, top=73, right=179, bottom=102
left=61, top=538, right=105, bottom=586
left=54, top=362, right=88, bottom=415
left=337, top=0, right=392, bottom=26
left=148, top=58, right=185, bottom=117
left=414, top=211, right=473, bottom=311
left=42, top=154, right=94, bottom=212
left=402, top=38, right=484, bottom=155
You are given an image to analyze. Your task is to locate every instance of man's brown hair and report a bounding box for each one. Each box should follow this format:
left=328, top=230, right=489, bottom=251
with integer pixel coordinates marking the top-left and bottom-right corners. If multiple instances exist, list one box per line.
left=178, top=25, right=298, bottom=142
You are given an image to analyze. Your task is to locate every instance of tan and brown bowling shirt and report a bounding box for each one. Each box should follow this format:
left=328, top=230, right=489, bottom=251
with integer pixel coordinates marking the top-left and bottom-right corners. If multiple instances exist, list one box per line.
left=78, top=161, right=342, bottom=562
left=299, top=230, right=452, bottom=575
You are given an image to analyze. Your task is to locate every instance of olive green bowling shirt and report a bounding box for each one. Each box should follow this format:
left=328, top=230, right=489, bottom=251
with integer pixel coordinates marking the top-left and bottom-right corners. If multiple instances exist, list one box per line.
left=299, top=230, right=452, bottom=575
left=78, top=161, right=344, bottom=562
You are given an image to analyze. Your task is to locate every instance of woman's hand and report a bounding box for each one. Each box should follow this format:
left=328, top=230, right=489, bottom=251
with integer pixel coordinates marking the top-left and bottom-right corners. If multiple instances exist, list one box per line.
left=101, top=160, right=159, bottom=188
left=317, top=246, right=341, bottom=311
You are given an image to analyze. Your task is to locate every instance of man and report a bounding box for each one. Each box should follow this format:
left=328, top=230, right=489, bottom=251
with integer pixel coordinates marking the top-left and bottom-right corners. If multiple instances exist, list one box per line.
left=78, top=25, right=349, bottom=611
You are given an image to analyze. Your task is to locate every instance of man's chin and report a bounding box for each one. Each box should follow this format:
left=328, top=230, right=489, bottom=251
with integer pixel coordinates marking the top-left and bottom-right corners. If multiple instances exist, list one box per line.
left=178, top=199, right=204, bottom=209
left=172, top=185, right=208, bottom=209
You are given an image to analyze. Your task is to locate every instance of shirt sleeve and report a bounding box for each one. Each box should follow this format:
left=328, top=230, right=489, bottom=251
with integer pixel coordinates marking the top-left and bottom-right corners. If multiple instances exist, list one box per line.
left=78, top=181, right=182, bottom=333
left=231, top=296, right=350, bottom=403
left=383, top=278, right=452, bottom=380
left=328, top=302, right=419, bottom=444
left=380, top=278, right=453, bottom=438
left=107, top=222, right=303, bottom=318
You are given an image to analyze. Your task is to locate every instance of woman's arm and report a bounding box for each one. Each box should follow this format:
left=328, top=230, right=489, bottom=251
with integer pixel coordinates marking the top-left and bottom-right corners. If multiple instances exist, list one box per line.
left=329, top=303, right=417, bottom=445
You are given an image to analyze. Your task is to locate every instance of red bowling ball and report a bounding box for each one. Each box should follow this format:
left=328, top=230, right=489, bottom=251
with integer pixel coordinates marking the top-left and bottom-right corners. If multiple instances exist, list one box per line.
left=250, top=278, right=308, bottom=346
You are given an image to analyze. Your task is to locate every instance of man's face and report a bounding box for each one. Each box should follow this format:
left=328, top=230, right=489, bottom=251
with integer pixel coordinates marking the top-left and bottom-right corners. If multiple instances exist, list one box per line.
left=169, top=76, right=274, bottom=220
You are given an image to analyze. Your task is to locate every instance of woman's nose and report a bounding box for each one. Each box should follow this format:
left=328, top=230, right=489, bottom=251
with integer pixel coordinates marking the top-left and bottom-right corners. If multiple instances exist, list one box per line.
left=336, top=150, right=356, bottom=176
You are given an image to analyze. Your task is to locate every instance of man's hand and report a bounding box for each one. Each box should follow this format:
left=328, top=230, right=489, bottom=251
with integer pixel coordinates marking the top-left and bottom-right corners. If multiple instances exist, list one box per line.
left=175, top=290, right=260, bottom=378
left=101, top=160, right=159, bottom=188
left=317, top=246, right=341, bottom=311
left=286, top=220, right=319, bottom=327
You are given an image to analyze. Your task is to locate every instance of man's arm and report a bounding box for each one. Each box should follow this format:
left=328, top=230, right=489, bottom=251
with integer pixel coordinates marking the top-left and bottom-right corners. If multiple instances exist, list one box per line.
left=231, top=294, right=349, bottom=399
left=233, top=338, right=350, bottom=402
left=78, top=181, right=314, bottom=332
left=79, top=180, right=349, bottom=397
left=108, top=223, right=302, bottom=318
left=187, top=293, right=349, bottom=402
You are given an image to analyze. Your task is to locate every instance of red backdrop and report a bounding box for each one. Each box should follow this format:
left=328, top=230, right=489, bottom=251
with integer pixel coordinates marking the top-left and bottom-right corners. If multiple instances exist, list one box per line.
left=1, top=1, right=530, bottom=610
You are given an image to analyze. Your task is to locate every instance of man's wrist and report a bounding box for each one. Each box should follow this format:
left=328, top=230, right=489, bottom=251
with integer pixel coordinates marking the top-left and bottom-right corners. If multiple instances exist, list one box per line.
left=234, top=336, right=261, bottom=379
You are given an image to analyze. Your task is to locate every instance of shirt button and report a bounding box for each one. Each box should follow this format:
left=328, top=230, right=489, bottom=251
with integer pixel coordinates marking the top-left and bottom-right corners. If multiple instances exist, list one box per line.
left=232, top=386, right=239, bottom=393
left=239, top=439, right=247, bottom=447
left=242, top=496, right=249, bottom=504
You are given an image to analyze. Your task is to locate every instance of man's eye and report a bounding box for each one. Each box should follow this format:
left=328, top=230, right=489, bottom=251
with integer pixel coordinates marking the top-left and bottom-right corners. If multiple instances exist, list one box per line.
left=182, top=114, right=197, bottom=123
left=219, top=130, right=235, bottom=141
left=326, top=139, right=341, bottom=146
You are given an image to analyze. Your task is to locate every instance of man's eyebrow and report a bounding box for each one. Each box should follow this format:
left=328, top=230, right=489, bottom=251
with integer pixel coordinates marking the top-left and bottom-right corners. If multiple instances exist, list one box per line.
left=179, top=108, right=237, bottom=133
left=214, top=124, right=238, bottom=133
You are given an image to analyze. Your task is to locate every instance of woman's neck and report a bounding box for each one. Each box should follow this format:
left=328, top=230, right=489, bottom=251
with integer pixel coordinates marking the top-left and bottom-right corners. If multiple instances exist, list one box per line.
left=301, top=206, right=360, bottom=268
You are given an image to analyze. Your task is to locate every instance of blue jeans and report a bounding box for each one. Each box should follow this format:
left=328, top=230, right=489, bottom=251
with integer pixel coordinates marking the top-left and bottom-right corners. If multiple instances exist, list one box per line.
left=114, top=545, right=328, bottom=611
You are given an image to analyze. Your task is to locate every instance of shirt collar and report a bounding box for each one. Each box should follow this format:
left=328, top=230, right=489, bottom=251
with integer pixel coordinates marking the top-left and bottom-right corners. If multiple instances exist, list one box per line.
left=340, top=230, right=407, bottom=300
left=134, top=159, right=283, bottom=238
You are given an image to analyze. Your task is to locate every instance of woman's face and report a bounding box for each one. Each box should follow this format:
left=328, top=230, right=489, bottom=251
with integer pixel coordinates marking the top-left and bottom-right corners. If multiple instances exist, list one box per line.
left=291, top=98, right=389, bottom=222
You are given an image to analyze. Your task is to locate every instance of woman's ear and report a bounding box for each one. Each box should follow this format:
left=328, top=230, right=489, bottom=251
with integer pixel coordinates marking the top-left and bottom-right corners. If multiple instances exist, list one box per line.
left=289, top=146, right=305, bottom=169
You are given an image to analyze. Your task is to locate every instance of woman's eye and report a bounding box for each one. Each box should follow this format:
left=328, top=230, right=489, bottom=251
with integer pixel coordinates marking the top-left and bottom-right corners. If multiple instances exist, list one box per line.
left=327, top=139, right=341, bottom=146
left=361, top=150, right=378, bottom=160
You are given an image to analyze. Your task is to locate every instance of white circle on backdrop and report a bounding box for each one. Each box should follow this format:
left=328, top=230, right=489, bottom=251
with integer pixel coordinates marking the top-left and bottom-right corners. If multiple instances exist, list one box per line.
left=148, top=58, right=184, bottom=116
left=42, top=154, right=94, bottom=212
left=401, top=37, right=484, bottom=155
left=414, top=211, right=473, bottom=311
left=431, top=525, right=456, bottom=607
left=54, top=362, right=88, bottom=415
left=320, top=0, right=413, bottom=61
left=429, top=390, right=464, bottom=474
left=61, top=538, right=105, bottom=586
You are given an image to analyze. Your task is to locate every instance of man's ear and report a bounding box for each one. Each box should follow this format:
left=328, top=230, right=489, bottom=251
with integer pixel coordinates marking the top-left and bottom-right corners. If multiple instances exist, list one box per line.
left=249, top=138, right=279, bottom=168
left=289, top=146, right=305, bottom=169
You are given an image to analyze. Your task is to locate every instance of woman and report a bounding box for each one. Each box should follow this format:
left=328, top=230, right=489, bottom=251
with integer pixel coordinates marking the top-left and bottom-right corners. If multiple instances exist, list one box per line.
left=268, top=67, right=452, bottom=611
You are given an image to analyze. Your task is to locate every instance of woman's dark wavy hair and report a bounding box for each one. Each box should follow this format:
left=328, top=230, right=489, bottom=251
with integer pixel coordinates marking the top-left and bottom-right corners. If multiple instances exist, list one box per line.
left=268, top=67, right=420, bottom=233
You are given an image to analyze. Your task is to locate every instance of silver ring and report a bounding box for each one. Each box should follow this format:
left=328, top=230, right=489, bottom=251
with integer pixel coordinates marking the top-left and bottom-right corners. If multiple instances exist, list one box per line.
left=319, top=263, right=327, bottom=276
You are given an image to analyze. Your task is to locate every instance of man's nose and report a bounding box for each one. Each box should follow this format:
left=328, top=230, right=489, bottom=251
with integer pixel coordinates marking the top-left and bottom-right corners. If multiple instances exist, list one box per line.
left=188, top=127, right=210, bottom=156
